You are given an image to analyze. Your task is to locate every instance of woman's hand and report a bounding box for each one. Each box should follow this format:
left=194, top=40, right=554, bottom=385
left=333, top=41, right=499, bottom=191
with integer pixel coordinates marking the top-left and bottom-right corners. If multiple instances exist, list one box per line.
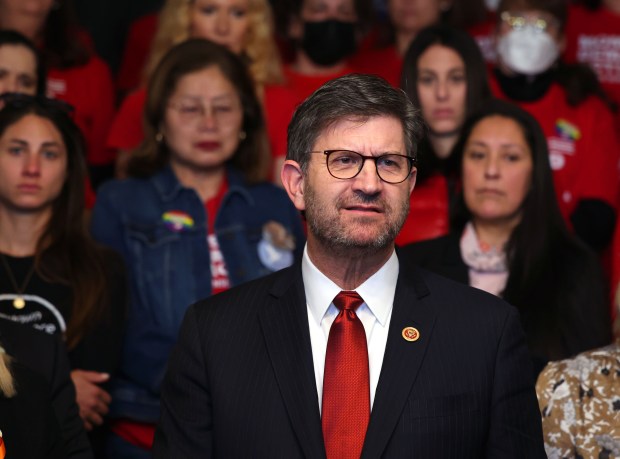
left=70, top=369, right=112, bottom=431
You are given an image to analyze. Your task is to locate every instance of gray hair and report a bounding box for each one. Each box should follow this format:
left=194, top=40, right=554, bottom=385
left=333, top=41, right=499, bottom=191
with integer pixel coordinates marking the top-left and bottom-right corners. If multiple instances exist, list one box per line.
left=286, top=73, right=424, bottom=172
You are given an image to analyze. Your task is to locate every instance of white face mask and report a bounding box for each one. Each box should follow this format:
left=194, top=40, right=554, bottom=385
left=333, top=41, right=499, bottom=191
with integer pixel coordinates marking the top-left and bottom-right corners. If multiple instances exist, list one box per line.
left=484, top=0, right=500, bottom=12
left=497, top=27, right=559, bottom=75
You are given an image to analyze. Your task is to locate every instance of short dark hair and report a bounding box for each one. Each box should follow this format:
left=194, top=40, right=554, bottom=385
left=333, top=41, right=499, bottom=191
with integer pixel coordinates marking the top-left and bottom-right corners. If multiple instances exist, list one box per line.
left=286, top=0, right=375, bottom=30
left=287, top=73, right=424, bottom=172
left=0, top=30, right=46, bottom=96
left=128, top=38, right=269, bottom=183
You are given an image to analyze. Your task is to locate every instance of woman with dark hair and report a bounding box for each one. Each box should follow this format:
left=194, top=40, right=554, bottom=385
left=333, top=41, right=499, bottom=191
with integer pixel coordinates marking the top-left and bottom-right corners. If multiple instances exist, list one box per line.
left=108, top=0, right=285, bottom=178
left=0, top=94, right=127, bottom=452
left=351, top=0, right=450, bottom=87
left=91, top=38, right=304, bottom=456
left=0, top=30, right=45, bottom=97
left=396, top=24, right=491, bottom=245
left=400, top=99, right=612, bottom=375
left=490, top=0, right=620, bottom=253
left=0, top=0, right=117, bottom=189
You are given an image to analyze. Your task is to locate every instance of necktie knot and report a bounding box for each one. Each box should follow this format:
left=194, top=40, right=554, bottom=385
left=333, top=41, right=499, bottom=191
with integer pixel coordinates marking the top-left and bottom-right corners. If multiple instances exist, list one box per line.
left=333, top=290, right=364, bottom=312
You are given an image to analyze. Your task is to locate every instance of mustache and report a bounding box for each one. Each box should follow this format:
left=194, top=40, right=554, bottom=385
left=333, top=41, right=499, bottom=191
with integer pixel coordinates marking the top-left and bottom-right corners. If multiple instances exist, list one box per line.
left=336, top=190, right=389, bottom=209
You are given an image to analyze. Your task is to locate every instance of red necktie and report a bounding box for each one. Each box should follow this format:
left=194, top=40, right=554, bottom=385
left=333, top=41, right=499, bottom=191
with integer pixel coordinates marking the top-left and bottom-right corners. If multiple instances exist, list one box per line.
left=322, top=291, right=370, bottom=459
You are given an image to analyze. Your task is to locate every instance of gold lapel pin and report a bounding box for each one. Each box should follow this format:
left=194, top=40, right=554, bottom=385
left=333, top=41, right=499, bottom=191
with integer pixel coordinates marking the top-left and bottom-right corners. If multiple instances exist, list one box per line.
left=402, top=327, right=420, bottom=342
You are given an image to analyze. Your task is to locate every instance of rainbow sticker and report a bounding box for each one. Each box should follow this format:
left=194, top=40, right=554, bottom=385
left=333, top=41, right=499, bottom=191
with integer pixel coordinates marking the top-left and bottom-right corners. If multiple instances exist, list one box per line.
left=162, top=211, right=194, bottom=232
left=555, top=119, right=581, bottom=141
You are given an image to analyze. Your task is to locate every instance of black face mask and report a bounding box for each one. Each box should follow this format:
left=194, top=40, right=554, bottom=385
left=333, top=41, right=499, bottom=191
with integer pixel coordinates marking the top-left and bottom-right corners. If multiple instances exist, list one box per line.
left=301, top=20, right=357, bottom=67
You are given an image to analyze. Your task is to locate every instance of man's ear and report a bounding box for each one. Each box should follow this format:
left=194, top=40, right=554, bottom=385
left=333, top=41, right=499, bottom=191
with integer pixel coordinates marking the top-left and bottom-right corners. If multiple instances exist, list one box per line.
left=408, top=167, right=417, bottom=195
left=281, top=159, right=306, bottom=211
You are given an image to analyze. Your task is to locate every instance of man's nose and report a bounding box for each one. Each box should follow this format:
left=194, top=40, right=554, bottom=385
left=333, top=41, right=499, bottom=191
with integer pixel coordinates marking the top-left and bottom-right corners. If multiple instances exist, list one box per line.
left=352, top=158, right=382, bottom=193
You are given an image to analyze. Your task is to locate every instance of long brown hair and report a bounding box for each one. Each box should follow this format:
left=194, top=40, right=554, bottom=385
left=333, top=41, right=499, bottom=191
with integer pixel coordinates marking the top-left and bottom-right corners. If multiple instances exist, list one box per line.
left=0, top=96, right=109, bottom=349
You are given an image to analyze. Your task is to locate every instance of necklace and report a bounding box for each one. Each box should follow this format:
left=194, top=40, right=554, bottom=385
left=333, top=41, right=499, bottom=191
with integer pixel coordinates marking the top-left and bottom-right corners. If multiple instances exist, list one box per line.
left=0, top=253, right=36, bottom=310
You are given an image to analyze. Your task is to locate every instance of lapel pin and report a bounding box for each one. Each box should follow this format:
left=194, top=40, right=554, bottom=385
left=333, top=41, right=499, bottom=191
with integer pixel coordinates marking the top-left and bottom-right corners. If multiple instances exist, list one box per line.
left=402, top=327, right=420, bottom=342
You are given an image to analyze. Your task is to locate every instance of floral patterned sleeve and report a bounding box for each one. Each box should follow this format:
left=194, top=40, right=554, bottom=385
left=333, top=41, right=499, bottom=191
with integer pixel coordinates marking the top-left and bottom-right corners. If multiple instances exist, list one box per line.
left=536, top=342, right=620, bottom=459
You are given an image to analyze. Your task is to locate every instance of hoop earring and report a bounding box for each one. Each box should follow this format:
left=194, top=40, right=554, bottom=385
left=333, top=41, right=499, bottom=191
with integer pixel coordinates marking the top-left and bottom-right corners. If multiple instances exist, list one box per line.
left=155, top=132, right=164, bottom=143
left=239, top=130, right=247, bottom=141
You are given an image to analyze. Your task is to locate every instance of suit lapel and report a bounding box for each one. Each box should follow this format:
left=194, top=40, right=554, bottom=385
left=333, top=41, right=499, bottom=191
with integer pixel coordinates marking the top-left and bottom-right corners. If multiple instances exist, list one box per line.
left=361, top=265, right=437, bottom=459
left=258, top=266, right=326, bottom=459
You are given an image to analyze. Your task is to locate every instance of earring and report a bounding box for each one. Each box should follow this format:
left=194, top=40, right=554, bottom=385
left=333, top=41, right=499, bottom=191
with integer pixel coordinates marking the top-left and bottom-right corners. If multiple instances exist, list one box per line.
left=155, top=132, right=164, bottom=143
left=239, top=130, right=247, bottom=141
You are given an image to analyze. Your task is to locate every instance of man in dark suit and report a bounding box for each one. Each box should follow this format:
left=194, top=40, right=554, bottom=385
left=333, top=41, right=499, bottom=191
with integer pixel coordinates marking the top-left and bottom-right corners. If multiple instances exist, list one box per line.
left=153, top=74, right=545, bottom=458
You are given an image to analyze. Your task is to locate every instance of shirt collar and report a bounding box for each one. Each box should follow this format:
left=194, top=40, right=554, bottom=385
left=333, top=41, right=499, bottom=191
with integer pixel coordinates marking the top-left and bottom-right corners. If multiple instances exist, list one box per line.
left=302, top=245, right=399, bottom=327
left=151, top=164, right=254, bottom=204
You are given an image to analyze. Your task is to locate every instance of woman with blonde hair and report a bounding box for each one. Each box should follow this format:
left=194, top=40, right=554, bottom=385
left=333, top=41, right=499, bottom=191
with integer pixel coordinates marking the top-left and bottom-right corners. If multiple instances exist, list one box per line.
left=108, top=0, right=284, bottom=177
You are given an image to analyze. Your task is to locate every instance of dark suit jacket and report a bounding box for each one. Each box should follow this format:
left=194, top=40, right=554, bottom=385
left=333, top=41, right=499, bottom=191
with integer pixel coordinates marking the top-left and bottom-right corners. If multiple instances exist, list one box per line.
left=0, top=361, right=66, bottom=458
left=398, top=233, right=612, bottom=375
left=0, top=321, right=92, bottom=458
left=153, top=259, right=545, bottom=458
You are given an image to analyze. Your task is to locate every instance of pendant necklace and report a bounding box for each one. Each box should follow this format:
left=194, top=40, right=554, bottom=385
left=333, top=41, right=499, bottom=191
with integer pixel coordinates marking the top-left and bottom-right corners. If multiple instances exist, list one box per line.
left=0, top=253, right=36, bottom=310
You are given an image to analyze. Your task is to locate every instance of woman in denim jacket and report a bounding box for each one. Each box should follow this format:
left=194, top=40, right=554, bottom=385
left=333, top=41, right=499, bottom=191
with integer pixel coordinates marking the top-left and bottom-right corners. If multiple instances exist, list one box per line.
left=90, top=39, right=304, bottom=457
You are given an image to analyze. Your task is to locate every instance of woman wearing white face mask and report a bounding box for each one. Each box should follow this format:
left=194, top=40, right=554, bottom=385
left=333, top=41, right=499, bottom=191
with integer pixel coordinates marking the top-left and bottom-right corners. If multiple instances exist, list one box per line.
left=491, top=0, right=620, bottom=256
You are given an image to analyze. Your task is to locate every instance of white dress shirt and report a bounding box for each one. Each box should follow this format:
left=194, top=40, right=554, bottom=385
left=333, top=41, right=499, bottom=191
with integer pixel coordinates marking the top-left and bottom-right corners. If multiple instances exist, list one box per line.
left=302, top=245, right=399, bottom=413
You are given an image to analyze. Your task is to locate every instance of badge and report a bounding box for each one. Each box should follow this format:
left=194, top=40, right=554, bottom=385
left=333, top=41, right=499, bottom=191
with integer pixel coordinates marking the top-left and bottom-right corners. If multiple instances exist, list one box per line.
left=162, top=211, right=194, bottom=232
left=555, top=119, right=580, bottom=140
left=257, top=221, right=295, bottom=271
left=402, top=327, right=420, bottom=342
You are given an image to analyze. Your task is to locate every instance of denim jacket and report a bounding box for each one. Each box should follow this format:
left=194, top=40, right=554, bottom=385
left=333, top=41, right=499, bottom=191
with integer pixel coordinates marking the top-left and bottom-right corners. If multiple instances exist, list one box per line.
left=90, top=166, right=305, bottom=421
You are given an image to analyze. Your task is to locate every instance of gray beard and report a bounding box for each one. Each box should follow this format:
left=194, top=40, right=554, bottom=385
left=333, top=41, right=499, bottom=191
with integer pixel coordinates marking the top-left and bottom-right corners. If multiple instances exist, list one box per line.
left=304, top=184, right=409, bottom=258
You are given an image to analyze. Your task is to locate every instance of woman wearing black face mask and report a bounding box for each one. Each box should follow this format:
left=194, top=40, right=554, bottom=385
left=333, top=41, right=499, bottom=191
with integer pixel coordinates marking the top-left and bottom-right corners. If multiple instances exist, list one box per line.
left=490, top=0, right=620, bottom=255
left=279, top=0, right=374, bottom=103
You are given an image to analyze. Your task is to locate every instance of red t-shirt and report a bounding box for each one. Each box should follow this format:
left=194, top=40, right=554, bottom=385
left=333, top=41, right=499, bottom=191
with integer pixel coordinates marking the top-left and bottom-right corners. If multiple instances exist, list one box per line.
left=467, top=12, right=497, bottom=65
left=283, top=64, right=354, bottom=105
left=490, top=77, right=620, bottom=222
left=350, top=45, right=402, bottom=88
left=396, top=173, right=450, bottom=246
left=564, top=4, right=620, bottom=117
left=47, top=55, right=116, bottom=165
left=106, top=88, right=147, bottom=151
left=116, top=12, right=158, bottom=94
left=204, top=178, right=231, bottom=295
left=264, top=84, right=298, bottom=160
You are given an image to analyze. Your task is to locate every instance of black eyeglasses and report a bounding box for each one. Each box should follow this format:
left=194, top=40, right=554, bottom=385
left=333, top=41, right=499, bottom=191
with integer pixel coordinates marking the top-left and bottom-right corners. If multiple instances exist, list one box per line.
left=0, top=92, right=74, bottom=115
left=312, top=150, right=416, bottom=184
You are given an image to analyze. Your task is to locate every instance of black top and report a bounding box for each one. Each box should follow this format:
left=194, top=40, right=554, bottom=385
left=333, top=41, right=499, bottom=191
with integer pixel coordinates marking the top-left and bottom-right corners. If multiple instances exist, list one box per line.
left=0, top=252, right=127, bottom=374
left=0, top=250, right=127, bottom=457
left=0, top=360, right=66, bottom=458
left=399, top=234, right=612, bottom=375
left=0, top=320, right=92, bottom=458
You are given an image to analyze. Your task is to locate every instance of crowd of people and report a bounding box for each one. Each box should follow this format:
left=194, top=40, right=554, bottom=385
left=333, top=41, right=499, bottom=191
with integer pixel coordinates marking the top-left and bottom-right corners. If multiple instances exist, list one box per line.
left=0, top=0, right=619, bottom=457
